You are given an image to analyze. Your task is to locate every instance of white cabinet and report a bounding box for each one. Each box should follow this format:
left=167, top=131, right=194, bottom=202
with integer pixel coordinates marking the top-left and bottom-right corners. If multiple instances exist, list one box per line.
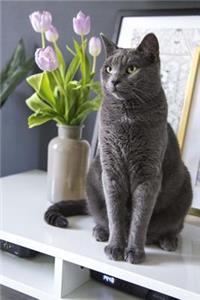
left=0, top=171, right=200, bottom=300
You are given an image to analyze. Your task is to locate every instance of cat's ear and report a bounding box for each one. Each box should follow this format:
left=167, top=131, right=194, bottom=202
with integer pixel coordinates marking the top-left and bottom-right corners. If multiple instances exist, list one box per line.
left=100, top=33, right=118, bottom=57
left=137, top=33, right=159, bottom=61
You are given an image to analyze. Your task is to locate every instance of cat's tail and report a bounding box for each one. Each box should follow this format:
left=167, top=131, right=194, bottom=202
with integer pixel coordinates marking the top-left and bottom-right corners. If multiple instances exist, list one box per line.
left=44, top=200, right=88, bottom=228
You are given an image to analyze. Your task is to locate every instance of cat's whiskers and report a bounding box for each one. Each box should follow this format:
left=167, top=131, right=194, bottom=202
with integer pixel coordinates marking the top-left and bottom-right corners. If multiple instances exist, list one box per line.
left=132, top=87, right=154, bottom=103
left=131, top=89, right=146, bottom=104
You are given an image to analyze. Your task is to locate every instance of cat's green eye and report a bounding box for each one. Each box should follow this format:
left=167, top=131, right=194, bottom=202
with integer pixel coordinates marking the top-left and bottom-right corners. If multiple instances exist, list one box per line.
left=127, top=65, right=137, bottom=74
left=106, top=66, right=112, bottom=74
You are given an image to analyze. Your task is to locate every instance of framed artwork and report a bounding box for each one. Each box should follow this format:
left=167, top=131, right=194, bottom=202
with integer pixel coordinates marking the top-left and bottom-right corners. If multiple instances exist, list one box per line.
left=114, top=9, right=200, bottom=136
left=182, top=46, right=200, bottom=214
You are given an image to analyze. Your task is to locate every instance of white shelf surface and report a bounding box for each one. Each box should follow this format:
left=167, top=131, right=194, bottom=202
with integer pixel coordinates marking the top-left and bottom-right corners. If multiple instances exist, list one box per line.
left=0, top=280, right=140, bottom=300
left=66, top=280, right=140, bottom=300
left=0, top=251, right=55, bottom=299
left=1, top=170, right=200, bottom=300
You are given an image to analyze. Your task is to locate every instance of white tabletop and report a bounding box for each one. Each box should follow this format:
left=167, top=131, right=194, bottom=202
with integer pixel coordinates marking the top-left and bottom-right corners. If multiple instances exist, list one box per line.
left=0, top=170, right=200, bottom=300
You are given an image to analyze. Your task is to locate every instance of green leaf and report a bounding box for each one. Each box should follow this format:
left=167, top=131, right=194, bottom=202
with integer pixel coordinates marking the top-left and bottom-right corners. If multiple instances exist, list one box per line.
left=53, top=86, right=62, bottom=99
left=26, top=72, right=55, bottom=105
left=45, top=70, right=65, bottom=115
left=77, top=96, right=102, bottom=115
left=53, top=86, right=65, bottom=114
left=66, top=45, right=76, bottom=56
left=65, top=80, right=81, bottom=92
left=46, top=72, right=56, bottom=91
left=28, top=113, right=54, bottom=128
left=65, top=82, right=82, bottom=121
left=0, top=39, right=26, bottom=83
left=84, top=53, right=91, bottom=83
left=26, top=93, right=53, bottom=113
left=73, top=39, right=82, bottom=57
left=65, top=55, right=80, bottom=83
left=0, top=57, right=35, bottom=107
left=26, top=93, right=60, bottom=128
left=73, top=39, right=91, bottom=86
left=70, top=96, right=102, bottom=125
left=54, top=43, right=65, bottom=75
left=87, top=81, right=102, bottom=94
left=28, top=111, right=66, bottom=128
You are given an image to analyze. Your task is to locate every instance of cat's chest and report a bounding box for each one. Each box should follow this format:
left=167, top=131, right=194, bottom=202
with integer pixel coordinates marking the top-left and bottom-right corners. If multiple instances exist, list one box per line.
left=100, top=103, right=163, bottom=152
left=100, top=116, right=162, bottom=156
left=120, top=114, right=135, bottom=125
left=101, top=119, right=147, bottom=151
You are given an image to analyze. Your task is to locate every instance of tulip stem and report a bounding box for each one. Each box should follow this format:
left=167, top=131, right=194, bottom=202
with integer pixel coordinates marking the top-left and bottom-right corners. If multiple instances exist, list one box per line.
left=41, top=32, right=45, bottom=48
left=92, top=55, right=97, bottom=74
left=51, top=70, right=66, bottom=115
left=81, top=34, right=86, bottom=86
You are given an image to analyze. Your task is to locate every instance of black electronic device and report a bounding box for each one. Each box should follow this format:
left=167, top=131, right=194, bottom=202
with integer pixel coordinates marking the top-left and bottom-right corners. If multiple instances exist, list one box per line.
left=90, top=270, right=179, bottom=300
left=0, top=240, right=38, bottom=258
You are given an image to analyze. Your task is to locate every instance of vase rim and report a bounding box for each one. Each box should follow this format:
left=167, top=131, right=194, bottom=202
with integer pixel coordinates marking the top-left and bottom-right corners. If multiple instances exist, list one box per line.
left=57, top=124, right=85, bottom=129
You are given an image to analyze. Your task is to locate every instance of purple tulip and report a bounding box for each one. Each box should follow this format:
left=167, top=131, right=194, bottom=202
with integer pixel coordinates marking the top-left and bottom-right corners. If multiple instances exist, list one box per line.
left=45, top=25, right=59, bottom=42
left=35, top=46, right=58, bottom=71
left=89, top=37, right=102, bottom=57
left=29, top=11, right=52, bottom=33
left=73, top=11, right=91, bottom=36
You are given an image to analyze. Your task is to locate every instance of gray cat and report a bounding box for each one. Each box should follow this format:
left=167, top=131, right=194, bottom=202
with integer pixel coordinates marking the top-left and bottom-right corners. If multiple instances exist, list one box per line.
left=45, top=33, right=192, bottom=264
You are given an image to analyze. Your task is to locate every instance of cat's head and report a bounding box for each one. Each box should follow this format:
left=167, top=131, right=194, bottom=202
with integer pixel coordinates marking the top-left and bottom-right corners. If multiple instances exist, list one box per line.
left=100, top=33, right=161, bottom=101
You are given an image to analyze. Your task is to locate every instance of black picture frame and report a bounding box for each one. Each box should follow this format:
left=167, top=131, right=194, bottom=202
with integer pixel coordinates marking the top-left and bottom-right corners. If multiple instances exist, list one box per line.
left=113, top=7, right=200, bottom=44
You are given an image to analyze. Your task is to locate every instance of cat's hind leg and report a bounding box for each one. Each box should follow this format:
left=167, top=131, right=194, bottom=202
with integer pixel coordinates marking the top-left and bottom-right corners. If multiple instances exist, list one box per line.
left=147, top=210, right=183, bottom=251
left=147, top=232, right=178, bottom=251
left=87, top=189, right=109, bottom=242
left=147, top=207, right=189, bottom=252
left=147, top=174, right=192, bottom=252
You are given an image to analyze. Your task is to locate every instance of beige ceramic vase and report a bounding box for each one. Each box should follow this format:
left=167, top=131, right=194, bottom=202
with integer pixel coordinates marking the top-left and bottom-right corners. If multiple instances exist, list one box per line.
left=47, top=125, right=90, bottom=203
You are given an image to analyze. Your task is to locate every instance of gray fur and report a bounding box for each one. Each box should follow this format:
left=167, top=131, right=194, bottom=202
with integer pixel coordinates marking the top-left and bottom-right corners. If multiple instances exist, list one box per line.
left=86, top=33, right=192, bottom=263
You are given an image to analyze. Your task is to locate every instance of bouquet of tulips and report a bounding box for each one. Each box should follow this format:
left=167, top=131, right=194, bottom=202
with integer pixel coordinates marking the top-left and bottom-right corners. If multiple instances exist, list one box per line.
left=26, top=10, right=102, bottom=128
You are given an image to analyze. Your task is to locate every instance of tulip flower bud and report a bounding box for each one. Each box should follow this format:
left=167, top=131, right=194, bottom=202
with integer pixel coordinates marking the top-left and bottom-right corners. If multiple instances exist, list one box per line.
left=35, top=46, right=58, bottom=71
left=73, top=11, right=91, bottom=36
left=29, top=11, right=52, bottom=33
left=45, top=25, right=59, bottom=42
left=89, top=37, right=102, bottom=57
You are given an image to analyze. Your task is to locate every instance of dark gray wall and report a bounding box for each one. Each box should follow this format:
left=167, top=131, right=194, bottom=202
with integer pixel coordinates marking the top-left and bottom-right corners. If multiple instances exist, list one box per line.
left=1, top=0, right=199, bottom=176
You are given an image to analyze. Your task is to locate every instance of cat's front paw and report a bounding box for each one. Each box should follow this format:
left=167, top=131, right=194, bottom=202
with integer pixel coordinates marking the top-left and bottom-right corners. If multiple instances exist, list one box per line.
left=125, top=247, right=145, bottom=264
left=93, top=225, right=109, bottom=242
left=104, top=244, right=124, bottom=261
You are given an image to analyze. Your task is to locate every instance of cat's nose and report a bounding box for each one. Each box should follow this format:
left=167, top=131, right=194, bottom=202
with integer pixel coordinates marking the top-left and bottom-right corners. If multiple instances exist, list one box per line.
left=111, top=79, right=121, bottom=87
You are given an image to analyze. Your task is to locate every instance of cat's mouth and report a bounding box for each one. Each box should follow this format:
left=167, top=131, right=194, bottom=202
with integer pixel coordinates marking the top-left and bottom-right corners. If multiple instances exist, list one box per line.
left=111, top=86, right=121, bottom=94
left=107, top=85, right=125, bottom=99
left=111, top=85, right=118, bottom=92
left=111, top=90, right=124, bottom=100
